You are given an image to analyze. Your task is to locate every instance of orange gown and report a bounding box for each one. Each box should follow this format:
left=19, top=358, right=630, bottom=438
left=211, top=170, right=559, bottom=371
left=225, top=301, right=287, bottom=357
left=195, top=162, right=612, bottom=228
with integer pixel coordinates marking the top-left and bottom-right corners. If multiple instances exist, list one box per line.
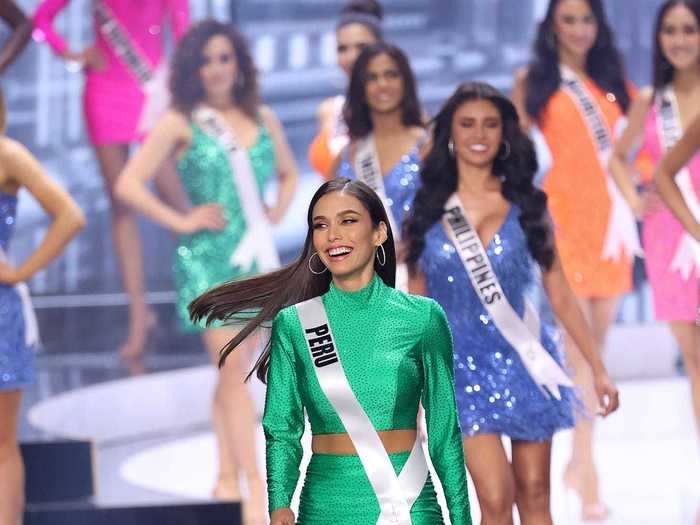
left=539, top=79, right=634, bottom=298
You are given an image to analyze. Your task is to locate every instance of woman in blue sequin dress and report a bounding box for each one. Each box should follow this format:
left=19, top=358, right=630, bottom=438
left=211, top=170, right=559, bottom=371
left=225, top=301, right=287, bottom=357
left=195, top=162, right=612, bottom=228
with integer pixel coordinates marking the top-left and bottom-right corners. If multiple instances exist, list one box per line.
left=330, top=42, right=426, bottom=291
left=404, top=83, right=619, bottom=524
left=115, top=21, right=298, bottom=522
left=0, top=91, right=85, bottom=524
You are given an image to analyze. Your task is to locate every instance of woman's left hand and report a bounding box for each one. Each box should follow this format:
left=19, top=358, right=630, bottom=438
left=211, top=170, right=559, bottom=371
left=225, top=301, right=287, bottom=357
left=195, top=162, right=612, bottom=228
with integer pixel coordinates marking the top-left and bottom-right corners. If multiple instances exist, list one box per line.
left=0, top=260, right=21, bottom=285
left=593, top=371, right=620, bottom=417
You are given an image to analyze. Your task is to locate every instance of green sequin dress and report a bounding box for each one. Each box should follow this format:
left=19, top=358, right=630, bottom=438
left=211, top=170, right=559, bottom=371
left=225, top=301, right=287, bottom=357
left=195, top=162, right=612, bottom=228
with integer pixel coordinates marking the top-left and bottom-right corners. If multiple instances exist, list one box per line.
left=263, top=274, right=473, bottom=524
left=173, top=123, right=275, bottom=331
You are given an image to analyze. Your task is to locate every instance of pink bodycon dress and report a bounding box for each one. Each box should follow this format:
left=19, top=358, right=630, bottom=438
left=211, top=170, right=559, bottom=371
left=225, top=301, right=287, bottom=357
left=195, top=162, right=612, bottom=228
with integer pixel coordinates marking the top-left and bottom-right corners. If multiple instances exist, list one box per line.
left=33, top=0, right=189, bottom=145
left=640, top=102, right=700, bottom=321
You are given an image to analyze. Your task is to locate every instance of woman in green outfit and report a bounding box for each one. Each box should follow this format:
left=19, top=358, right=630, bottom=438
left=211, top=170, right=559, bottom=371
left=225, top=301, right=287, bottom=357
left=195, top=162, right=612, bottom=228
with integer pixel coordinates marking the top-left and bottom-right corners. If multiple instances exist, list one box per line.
left=190, top=179, right=472, bottom=525
left=115, top=20, right=299, bottom=524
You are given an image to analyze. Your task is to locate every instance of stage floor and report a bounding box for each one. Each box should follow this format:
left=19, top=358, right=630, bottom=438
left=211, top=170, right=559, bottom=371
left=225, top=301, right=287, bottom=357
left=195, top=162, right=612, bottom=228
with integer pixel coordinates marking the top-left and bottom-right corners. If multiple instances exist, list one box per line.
left=21, top=324, right=700, bottom=524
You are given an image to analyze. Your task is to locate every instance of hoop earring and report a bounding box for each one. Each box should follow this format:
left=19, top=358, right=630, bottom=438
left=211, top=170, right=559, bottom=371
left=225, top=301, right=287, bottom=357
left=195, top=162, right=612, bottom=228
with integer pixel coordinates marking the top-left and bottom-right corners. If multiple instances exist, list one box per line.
left=448, top=139, right=455, bottom=157
left=545, top=30, right=558, bottom=50
left=499, top=140, right=511, bottom=160
left=375, top=244, right=387, bottom=266
left=308, top=252, right=328, bottom=275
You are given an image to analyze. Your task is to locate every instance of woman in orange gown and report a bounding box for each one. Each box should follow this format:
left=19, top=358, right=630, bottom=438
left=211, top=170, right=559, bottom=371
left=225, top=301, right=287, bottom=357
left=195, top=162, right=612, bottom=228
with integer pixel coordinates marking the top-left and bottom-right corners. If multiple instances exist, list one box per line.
left=308, top=0, right=383, bottom=179
left=512, top=0, right=636, bottom=520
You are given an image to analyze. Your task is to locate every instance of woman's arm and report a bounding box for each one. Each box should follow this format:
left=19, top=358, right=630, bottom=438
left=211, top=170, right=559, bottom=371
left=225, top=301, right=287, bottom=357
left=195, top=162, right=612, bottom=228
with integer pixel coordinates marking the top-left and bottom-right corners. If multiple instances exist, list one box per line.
left=32, top=0, right=69, bottom=55
left=114, top=110, right=224, bottom=234
left=260, top=106, right=299, bottom=224
left=608, top=88, right=653, bottom=218
left=542, top=251, right=619, bottom=416
left=654, top=115, right=700, bottom=239
left=421, top=300, right=472, bottom=525
left=0, top=1, right=31, bottom=74
left=33, top=0, right=104, bottom=69
left=263, top=313, right=305, bottom=524
left=0, top=138, right=84, bottom=284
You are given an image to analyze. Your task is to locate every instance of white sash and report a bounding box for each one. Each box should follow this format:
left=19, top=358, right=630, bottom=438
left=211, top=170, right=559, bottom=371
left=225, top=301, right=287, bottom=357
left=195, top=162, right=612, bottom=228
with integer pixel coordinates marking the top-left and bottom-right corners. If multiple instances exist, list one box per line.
left=656, top=87, right=700, bottom=280
left=193, top=106, right=280, bottom=273
left=559, top=65, right=641, bottom=261
left=354, top=135, right=409, bottom=291
left=0, top=247, right=39, bottom=348
left=328, top=95, right=349, bottom=156
left=94, top=0, right=169, bottom=133
left=443, top=194, right=573, bottom=400
left=296, top=297, right=428, bottom=524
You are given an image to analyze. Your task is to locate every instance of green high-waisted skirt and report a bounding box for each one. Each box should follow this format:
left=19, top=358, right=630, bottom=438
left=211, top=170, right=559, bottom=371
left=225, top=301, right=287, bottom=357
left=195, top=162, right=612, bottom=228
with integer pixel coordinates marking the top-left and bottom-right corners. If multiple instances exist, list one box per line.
left=297, top=451, right=444, bottom=524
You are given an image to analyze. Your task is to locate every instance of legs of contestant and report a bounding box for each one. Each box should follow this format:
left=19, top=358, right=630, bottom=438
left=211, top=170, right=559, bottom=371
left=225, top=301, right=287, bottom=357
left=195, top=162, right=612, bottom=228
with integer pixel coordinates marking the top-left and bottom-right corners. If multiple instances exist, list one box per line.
left=563, top=295, right=619, bottom=520
left=463, top=434, right=515, bottom=525
left=0, top=390, right=23, bottom=525
left=203, top=327, right=265, bottom=524
left=463, top=435, right=554, bottom=525
left=95, top=143, right=155, bottom=361
left=512, top=440, right=553, bottom=525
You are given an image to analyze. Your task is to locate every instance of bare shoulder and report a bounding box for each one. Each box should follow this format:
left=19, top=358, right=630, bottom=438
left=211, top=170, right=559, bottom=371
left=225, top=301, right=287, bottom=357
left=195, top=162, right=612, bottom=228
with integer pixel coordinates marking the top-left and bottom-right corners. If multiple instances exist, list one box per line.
left=638, top=86, right=654, bottom=104
left=0, top=136, right=34, bottom=168
left=318, top=97, right=337, bottom=120
left=259, top=104, right=281, bottom=127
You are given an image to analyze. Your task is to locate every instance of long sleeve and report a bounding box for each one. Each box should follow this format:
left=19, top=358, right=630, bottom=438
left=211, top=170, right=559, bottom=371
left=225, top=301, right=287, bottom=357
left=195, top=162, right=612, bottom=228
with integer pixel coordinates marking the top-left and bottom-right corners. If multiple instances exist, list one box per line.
left=262, top=312, right=305, bottom=513
left=167, top=0, right=190, bottom=40
left=32, top=0, right=69, bottom=55
left=421, top=301, right=472, bottom=525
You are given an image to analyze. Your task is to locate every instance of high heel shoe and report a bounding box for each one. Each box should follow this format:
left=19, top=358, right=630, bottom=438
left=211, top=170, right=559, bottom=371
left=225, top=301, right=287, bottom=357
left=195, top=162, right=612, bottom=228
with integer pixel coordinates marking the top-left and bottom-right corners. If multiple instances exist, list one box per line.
left=563, top=467, right=610, bottom=522
left=212, top=474, right=242, bottom=502
left=119, top=309, right=157, bottom=361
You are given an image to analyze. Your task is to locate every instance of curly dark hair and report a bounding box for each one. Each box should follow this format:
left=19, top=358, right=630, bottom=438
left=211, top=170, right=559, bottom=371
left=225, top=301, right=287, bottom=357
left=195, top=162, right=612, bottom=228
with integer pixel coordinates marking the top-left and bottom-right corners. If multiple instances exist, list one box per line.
left=653, top=0, right=700, bottom=90
left=404, top=82, right=555, bottom=272
left=524, top=0, right=630, bottom=122
left=343, top=42, right=423, bottom=140
left=169, top=19, right=259, bottom=118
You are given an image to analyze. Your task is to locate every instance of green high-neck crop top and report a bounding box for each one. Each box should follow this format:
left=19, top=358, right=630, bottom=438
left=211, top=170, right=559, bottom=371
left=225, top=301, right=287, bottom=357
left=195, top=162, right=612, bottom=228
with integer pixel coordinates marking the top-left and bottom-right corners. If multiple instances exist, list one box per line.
left=263, top=274, right=471, bottom=524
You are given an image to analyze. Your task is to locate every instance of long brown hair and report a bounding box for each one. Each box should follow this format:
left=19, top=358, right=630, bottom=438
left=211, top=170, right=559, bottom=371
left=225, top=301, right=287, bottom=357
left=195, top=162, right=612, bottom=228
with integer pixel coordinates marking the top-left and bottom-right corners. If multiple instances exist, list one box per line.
left=189, top=178, right=396, bottom=382
left=169, top=19, right=260, bottom=118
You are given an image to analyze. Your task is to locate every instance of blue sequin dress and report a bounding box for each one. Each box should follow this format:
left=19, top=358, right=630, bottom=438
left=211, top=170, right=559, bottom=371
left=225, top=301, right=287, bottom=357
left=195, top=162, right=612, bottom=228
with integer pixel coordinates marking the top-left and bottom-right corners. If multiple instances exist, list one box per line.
left=420, top=204, right=575, bottom=441
left=336, top=145, right=421, bottom=228
left=0, top=191, right=34, bottom=390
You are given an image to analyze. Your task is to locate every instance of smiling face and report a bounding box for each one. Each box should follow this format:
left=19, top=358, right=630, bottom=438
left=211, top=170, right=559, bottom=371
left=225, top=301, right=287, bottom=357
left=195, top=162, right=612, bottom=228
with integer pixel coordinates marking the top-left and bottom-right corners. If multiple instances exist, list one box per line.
left=336, top=23, right=379, bottom=76
left=363, top=52, right=404, bottom=115
left=451, top=98, right=504, bottom=169
left=659, top=3, right=700, bottom=72
left=311, top=190, right=387, bottom=280
left=199, top=34, right=238, bottom=100
left=553, top=0, right=599, bottom=60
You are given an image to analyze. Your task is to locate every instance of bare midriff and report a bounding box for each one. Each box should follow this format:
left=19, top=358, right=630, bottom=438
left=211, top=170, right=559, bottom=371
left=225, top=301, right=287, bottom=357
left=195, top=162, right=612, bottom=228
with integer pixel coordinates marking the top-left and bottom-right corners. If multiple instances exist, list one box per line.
left=312, top=429, right=417, bottom=455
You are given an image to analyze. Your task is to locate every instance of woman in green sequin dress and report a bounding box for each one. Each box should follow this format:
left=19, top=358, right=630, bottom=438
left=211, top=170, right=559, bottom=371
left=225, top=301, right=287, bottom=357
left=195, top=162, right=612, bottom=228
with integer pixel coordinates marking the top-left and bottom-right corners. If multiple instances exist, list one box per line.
left=190, top=179, right=472, bottom=525
left=116, top=20, right=299, bottom=524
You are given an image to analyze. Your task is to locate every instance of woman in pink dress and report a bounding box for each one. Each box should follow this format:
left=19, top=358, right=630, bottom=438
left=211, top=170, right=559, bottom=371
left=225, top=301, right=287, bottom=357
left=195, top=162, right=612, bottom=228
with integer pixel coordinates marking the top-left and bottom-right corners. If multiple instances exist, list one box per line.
left=33, top=0, right=190, bottom=359
left=610, top=0, right=700, bottom=432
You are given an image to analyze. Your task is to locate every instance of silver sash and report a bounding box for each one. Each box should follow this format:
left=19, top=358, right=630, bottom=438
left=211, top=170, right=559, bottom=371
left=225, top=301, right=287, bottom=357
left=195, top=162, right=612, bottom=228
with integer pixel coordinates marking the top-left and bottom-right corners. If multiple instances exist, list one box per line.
left=0, top=247, right=39, bottom=348
left=193, top=106, right=280, bottom=272
left=443, top=194, right=572, bottom=399
left=354, top=135, right=408, bottom=290
left=94, top=0, right=169, bottom=132
left=296, top=297, right=428, bottom=524
left=656, top=87, right=700, bottom=280
left=559, top=65, right=641, bottom=261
